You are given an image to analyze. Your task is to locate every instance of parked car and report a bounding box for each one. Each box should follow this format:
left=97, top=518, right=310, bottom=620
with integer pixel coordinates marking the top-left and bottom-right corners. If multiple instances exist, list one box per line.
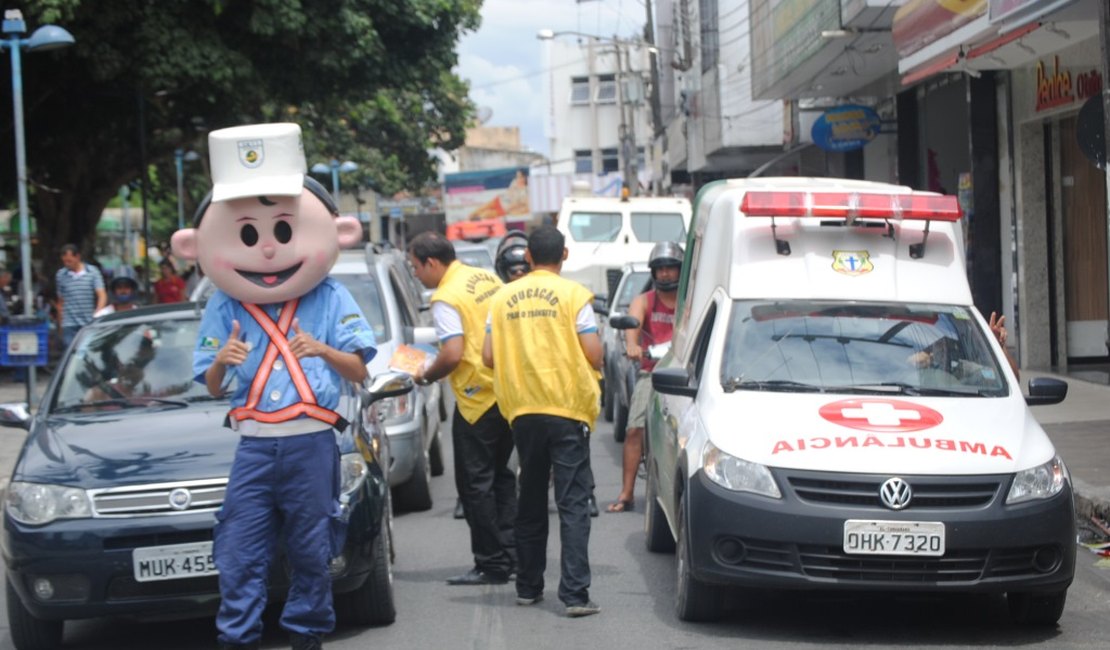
left=0, top=302, right=411, bottom=650
left=450, top=240, right=497, bottom=273
left=191, top=244, right=447, bottom=513
left=601, top=263, right=652, bottom=441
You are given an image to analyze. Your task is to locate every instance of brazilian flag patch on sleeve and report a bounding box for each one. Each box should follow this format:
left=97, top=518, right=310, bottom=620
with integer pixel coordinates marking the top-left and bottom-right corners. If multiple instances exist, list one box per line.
left=200, top=336, right=221, bottom=350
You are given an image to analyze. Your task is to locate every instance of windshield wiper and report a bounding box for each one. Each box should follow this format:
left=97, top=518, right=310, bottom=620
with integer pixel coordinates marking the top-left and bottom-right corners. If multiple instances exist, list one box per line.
left=827, top=382, right=922, bottom=396
left=722, top=378, right=823, bottom=393
left=53, top=397, right=189, bottom=413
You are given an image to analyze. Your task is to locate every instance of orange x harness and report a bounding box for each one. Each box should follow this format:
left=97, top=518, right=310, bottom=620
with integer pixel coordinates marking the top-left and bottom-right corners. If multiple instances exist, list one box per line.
left=225, top=299, right=348, bottom=432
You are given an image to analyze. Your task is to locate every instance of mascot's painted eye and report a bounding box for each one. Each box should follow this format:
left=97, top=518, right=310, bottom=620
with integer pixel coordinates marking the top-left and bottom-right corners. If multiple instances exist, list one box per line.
left=274, top=221, right=293, bottom=244
left=240, top=224, right=259, bottom=246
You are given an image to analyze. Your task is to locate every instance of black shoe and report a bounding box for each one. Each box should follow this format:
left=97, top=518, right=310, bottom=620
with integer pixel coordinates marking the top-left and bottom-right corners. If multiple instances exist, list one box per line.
left=218, top=643, right=260, bottom=650
left=454, top=498, right=465, bottom=519
left=290, top=632, right=322, bottom=650
left=446, top=567, right=509, bottom=585
left=588, top=495, right=599, bottom=518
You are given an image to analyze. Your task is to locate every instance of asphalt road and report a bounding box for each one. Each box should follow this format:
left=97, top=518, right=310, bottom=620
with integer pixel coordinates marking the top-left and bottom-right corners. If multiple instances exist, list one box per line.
left=1, top=412, right=1109, bottom=649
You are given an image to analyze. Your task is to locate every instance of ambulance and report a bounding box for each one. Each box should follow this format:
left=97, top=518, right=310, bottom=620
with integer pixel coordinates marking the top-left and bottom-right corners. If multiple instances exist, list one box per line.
left=645, top=178, right=1075, bottom=624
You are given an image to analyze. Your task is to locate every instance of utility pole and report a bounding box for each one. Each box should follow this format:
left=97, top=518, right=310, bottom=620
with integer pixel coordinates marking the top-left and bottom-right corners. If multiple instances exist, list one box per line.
left=1100, top=0, right=1110, bottom=323
left=617, top=38, right=639, bottom=196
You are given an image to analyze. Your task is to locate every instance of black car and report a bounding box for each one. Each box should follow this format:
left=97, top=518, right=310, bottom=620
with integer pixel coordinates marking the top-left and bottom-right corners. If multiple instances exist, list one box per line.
left=0, top=303, right=411, bottom=650
left=601, top=263, right=652, bottom=442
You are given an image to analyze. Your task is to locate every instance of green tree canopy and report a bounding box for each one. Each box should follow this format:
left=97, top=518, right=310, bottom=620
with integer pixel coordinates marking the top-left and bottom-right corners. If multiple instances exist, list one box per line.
left=0, top=0, right=479, bottom=264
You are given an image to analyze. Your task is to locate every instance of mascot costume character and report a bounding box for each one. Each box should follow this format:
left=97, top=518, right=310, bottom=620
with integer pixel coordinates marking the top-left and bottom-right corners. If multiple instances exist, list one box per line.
left=172, top=123, right=376, bottom=650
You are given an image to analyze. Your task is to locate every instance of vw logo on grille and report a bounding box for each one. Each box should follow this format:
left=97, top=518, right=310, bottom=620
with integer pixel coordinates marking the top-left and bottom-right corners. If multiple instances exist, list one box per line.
left=879, top=478, right=912, bottom=510
left=168, top=488, right=193, bottom=511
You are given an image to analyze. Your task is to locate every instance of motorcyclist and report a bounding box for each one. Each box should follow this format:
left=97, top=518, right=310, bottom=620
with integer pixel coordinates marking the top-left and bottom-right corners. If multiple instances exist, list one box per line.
left=607, top=241, right=683, bottom=513
left=494, top=230, right=530, bottom=283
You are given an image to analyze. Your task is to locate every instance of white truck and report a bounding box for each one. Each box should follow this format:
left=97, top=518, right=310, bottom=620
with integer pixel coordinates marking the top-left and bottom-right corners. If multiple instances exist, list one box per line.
left=645, top=177, right=1074, bottom=624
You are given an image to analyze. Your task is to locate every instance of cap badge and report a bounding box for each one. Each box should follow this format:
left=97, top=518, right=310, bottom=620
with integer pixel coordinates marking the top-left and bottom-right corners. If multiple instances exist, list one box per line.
left=238, top=139, right=264, bottom=169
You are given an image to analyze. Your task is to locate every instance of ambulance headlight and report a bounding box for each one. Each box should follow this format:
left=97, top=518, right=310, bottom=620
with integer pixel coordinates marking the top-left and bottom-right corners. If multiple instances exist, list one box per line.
left=6, top=482, right=91, bottom=526
left=702, top=441, right=781, bottom=498
left=1006, top=456, right=1068, bottom=504
left=339, top=453, right=369, bottom=497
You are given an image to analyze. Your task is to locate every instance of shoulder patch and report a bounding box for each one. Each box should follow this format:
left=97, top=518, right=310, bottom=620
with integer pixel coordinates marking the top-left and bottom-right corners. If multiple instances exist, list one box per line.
left=340, top=313, right=362, bottom=325
left=200, top=336, right=221, bottom=350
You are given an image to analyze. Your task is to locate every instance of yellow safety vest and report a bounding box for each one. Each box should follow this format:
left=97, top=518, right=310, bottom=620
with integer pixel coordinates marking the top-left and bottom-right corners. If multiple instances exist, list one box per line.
left=489, top=269, right=600, bottom=426
left=431, top=261, right=503, bottom=424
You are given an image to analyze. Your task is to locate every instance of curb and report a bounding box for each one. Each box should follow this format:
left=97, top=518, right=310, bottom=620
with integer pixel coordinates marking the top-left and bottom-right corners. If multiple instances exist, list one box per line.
left=1073, top=477, right=1110, bottom=524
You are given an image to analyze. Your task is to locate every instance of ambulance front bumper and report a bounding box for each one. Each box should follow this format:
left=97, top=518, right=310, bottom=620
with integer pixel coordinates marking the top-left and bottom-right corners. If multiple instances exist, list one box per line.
left=683, top=468, right=1076, bottom=594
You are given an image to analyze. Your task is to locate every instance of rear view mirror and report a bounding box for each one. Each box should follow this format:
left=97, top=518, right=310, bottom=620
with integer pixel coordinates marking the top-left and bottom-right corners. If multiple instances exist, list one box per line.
left=592, top=299, right=609, bottom=316
left=1025, top=377, right=1067, bottom=406
left=609, top=315, right=640, bottom=330
left=652, top=367, right=697, bottom=398
left=364, top=372, right=414, bottom=403
left=0, top=402, right=30, bottom=430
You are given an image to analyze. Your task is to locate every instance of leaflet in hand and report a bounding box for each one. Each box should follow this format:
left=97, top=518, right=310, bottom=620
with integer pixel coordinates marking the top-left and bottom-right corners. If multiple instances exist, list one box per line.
left=389, top=344, right=434, bottom=375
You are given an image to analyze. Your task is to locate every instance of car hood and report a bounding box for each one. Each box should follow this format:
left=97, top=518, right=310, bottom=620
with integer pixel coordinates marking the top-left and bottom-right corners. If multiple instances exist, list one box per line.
left=701, top=391, right=1055, bottom=475
left=13, top=404, right=237, bottom=488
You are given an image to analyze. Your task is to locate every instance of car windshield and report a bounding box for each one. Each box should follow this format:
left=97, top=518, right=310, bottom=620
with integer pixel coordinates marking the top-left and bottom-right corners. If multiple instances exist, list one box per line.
left=455, top=247, right=495, bottom=272
left=568, top=212, right=621, bottom=242
left=52, top=317, right=213, bottom=412
left=630, top=212, right=685, bottom=242
left=332, top=273, right=390, bottom=343
left=720, top=301, right=1008, bottom=397
left=615, top=271, right=652, bottom=311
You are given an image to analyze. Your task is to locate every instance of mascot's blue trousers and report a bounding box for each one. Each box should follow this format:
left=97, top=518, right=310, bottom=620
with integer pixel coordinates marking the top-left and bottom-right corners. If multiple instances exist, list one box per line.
left=214, top=430, right=344, bottom=645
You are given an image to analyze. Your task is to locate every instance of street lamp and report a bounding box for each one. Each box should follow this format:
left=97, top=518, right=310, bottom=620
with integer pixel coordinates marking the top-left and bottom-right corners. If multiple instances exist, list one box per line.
left=310, top=159, right=358, bottom=202
left=174, top=148, right=200, bottom=231
left=1, top=8, right=74, bottom=405
left=537, top=29, right=656, bottom=196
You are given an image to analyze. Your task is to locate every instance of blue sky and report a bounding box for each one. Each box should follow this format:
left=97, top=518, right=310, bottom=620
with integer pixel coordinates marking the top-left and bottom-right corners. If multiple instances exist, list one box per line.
left=455, top=0, right=647, bottom=155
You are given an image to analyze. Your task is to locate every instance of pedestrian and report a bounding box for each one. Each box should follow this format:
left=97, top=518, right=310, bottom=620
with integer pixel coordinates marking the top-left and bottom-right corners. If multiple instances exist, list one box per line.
left=154, top=258, right=187, bottom=303
left=54, top=244, right=107, bottom=350
left=171, top=123, right=375, bottom=650
left=608, top=241, right=683, bottom=513
left=482, top=225, right=603, bottom=617
left=94, top=275, right=142, bottom=317
left=0, top=265, right=12, bottom=323
left=407, top=230, right=518, bottom=586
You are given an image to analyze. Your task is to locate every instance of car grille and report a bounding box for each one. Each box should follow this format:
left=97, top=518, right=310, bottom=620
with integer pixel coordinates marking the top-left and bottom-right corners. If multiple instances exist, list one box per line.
left=720, top=537, right=1044, bottom=583
left=89, top=479, right=227, bottom=517
left=786, top=475, right=1003, bottom=509
left=107, top=575, right=220, bottom=601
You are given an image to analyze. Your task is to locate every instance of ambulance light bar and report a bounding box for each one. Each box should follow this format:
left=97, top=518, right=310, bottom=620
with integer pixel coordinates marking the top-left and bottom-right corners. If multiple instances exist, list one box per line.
left=738, top=191, right=962, bottom=221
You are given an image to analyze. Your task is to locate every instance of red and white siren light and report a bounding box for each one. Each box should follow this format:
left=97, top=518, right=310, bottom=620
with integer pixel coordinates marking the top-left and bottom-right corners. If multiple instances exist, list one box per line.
left=738, top=191, right=963, bottom=222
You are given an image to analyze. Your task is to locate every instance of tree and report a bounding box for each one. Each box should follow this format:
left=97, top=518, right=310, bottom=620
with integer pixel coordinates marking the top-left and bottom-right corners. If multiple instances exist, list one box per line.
left=0, top=0, right=479, bottom=268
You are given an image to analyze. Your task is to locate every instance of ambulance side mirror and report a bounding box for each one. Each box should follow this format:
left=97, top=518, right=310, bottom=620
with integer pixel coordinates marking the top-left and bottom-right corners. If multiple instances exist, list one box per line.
left=364, top=371, right=414, bottom=403
left=653, top=367, right=698, bottom=398
left=609, top=315, right=640, bottom=330
left=1024, top=377, right=1067, bottom=407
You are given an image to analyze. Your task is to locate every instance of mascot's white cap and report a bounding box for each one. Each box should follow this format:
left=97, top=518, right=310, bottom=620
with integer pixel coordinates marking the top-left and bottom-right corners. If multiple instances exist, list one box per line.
left=208, top=123, right=306, bottom=202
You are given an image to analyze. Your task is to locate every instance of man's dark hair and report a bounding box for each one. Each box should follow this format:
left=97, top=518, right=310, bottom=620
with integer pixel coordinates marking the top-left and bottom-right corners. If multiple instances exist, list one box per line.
left=59, top=243, right=80, bottom=257
left=192, top=176, right=338, bottom=226
left=408, top=231, right=456, bottom=265
left=527, top=226, right=564, bottom=266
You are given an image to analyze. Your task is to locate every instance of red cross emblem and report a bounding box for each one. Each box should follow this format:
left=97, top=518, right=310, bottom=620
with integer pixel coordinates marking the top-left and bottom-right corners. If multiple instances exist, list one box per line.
left=819, top=398, right=943, bottom=433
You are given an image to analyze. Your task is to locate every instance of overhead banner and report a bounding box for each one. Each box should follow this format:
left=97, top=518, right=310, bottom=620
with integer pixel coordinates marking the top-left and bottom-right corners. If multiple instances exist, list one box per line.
left=989, top=0, right=1076, bottom=29
left=892, top=0, right=986, bottom=59
left=443, top=167, right=530, bottom=225
left=810, top=105, right=882, bottom=152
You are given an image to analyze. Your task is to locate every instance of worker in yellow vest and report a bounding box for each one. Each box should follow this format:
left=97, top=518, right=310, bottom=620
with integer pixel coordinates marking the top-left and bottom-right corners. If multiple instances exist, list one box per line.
left=408, top=231, right=517, bottom=586
left=482, top=225, right=602, bottom=617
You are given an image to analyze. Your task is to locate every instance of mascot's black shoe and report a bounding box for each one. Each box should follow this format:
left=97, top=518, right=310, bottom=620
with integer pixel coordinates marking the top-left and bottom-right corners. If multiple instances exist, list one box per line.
left=290, top=633, right=322, bottom=650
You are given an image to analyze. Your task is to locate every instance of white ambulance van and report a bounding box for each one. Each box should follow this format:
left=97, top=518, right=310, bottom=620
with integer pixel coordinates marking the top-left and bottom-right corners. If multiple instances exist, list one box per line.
left=645, top=177, right=1074, bottom=623
left=555, top=194, right=691, bottom=298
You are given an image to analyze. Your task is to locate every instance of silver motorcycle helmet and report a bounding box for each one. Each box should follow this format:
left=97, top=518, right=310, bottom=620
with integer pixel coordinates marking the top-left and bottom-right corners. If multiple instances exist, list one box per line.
left=495, top=229, right=530, bottom=283
left=647, top=241, right=684, bottom=291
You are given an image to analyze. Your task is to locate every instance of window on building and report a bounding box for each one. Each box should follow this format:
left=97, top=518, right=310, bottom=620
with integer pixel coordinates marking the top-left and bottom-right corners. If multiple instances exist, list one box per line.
left=596, top=74, right=617, bottom=104
left=571, top=77, right=590, bottom=105
left=601, top=148, right=620, bottom=174
left=699, top=0, right=718, bottom=74
left=637, top=147, right=646, bottom=169
left=574, top=150, right=593, bottom=174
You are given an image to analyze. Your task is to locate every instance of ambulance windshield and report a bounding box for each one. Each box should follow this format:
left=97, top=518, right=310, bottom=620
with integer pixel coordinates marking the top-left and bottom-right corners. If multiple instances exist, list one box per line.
left=721, top=301, right=1009, bottom=397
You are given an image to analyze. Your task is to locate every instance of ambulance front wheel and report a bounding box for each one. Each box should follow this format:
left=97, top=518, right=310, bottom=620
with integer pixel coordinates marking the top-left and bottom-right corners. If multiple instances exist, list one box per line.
left=674, top=497, right=723, bottom=622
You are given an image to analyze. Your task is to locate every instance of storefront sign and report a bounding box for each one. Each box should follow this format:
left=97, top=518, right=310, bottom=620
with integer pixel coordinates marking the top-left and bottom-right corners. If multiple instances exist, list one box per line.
left=1034, top=56, right=1103, bottom=113
left=810, top=105, right=882, bottom=152
left=444, top=167, right=530, bottom=225
left=989, top=0, right=1077, bottom=29
left=750, top=0, right=840, bottom=98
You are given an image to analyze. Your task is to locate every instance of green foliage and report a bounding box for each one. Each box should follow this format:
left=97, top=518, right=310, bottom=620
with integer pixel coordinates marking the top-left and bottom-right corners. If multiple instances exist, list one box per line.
left=0, top=0, right=480, bottom=258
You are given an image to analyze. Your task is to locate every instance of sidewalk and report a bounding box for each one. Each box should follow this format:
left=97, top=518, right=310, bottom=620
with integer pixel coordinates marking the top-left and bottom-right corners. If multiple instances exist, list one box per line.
left=0, top=368, right=1106, bottom=520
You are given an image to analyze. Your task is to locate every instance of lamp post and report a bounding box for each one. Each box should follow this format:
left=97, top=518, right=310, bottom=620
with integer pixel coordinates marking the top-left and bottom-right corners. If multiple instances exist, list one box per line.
left=1, top=9, right=74, bottom=406
left=537, top=29, right=656, bottom=196
left=174, top=148, right=200, bottom=231
left=310, top=159, right=358, bottom=202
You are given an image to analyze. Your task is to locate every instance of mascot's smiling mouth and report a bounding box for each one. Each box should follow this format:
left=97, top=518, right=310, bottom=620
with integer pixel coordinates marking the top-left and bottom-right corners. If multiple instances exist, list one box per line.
left=236, top=262, right=303, bottom=288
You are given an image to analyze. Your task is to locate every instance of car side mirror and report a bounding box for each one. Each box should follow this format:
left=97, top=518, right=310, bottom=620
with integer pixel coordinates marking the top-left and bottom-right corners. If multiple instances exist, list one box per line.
left=653, top=367, right=697, bottom=398
left=412, top=326, right=438, bottom=346
left=609, top=314, right=640, bottom=330
left=592, top=299, right=609, bottom=316
left=1025, top=377, right=1067, bottom=406
left=363, top=371, right=414, bottom=404
left=0, top=402, right=30, bottom=430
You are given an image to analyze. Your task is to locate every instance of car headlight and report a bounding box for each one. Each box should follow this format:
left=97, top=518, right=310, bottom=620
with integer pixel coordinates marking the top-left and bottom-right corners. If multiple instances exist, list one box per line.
left=6, top=482, right=92, bottom=526
left=1006, top=456, right=1068, bottom=504
left=339, top=453, right=369, bottom=498
left=702, top=441, right=781, bottom=498
left=379, top=393, right=414, bottom=424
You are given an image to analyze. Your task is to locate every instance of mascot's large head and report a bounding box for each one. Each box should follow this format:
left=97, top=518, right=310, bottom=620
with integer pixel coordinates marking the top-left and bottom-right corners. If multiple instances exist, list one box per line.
left=170, top=123, right=361, bottom=303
